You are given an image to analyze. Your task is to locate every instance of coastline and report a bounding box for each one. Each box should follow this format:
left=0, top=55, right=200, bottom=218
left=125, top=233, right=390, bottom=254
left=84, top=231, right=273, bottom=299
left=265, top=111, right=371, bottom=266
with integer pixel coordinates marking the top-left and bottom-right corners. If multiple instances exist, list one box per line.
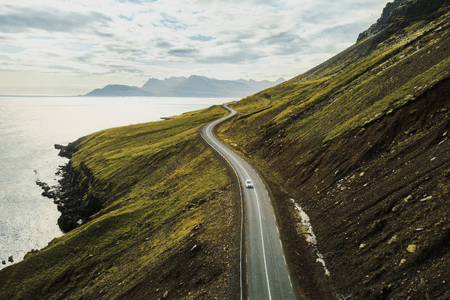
left=0, top=96, right=232, bottom=271
left=37, top=143, right=101, bottom=233
left=0, top=104, right=240, bottom=300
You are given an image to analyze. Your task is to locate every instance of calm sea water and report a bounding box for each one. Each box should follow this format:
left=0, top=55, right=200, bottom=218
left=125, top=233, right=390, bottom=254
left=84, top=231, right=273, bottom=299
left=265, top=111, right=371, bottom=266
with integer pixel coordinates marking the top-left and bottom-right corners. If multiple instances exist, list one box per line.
left=0, top=96, right=234, bottom=269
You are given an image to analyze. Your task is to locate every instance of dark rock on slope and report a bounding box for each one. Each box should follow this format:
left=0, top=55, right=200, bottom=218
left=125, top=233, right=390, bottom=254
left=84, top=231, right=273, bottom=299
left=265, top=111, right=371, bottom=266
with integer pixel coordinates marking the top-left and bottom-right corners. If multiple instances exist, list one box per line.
left=53, top=163, right=101, bottom=232
left=358, top=0, right=450, bottom=44
left=54, top=143, right=77, bottom=159
left=357, top=0, right=407, bottom=42
left=36, top=144, right=102, bottom=232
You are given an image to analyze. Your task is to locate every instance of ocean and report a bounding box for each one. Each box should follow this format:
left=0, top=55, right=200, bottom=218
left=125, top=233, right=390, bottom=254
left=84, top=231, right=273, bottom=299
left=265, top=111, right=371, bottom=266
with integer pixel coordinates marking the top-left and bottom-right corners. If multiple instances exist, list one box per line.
left=0, top=96, right=234, bottom=270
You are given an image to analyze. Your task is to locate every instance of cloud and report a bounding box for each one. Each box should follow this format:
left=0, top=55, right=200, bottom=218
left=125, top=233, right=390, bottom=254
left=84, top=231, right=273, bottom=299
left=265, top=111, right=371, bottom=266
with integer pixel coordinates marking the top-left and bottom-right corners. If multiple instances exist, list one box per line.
left=75, top=53, right=95, bottom=63
left=167, top=48, right=201, bottom=58
left=159, top=12, right=189, bottom=30
left=105, top=43, right=143, bottom=55
left=156, top=40, right=173, bottom=49
left=105, top=65, right=146, bottom=74
left=46, top=65, right=81, bottom=73
left=260, top=32, right=307, bottom=55
left=189, top=35, right=214, bottom=42
left=197, top=49, right=266, bottom=64
left=93, top=31, right=118, bottom=39
left=0, top=45, right=26, bottom=54
left=0, top=6, right=112, bottom=34
left=0, top=0, right=390, bottom=95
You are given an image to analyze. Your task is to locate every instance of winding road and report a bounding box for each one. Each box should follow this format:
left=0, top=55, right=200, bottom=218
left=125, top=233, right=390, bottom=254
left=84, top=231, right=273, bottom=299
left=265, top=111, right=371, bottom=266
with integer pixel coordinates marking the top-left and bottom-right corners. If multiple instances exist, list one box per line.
left=201, top=104, right=297, bottom=300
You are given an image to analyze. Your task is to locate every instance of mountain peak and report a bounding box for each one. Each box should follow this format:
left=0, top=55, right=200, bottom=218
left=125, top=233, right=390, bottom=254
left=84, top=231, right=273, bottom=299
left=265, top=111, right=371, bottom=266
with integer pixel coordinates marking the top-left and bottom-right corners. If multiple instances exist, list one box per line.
left=84, top=84, right=153, bottom=97
left=187, top=75, right=209, bottom=81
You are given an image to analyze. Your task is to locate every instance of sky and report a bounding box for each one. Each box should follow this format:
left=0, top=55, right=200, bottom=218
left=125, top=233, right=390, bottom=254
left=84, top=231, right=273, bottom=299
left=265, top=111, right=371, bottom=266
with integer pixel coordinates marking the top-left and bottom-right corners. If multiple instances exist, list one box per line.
left=0, top=0, right=389, bottom=95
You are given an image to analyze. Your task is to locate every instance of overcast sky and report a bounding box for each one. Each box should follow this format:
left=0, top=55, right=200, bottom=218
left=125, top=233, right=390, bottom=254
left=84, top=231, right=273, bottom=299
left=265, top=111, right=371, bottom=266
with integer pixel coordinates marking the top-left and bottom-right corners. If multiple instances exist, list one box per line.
left=0, top=0, right=389, bottom=95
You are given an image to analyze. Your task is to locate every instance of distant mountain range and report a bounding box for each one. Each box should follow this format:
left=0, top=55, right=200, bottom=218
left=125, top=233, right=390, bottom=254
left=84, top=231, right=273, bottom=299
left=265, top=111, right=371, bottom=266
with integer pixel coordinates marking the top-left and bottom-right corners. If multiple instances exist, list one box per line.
left=84, top=85, right=154, bottom=97
left=84, top=75, right=285, bottom=98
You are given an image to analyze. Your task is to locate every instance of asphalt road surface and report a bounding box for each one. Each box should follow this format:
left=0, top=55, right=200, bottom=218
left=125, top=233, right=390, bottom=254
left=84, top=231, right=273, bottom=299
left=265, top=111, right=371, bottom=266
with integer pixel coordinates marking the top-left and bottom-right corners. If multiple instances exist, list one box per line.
left=201, top=104, right=297, bottom=300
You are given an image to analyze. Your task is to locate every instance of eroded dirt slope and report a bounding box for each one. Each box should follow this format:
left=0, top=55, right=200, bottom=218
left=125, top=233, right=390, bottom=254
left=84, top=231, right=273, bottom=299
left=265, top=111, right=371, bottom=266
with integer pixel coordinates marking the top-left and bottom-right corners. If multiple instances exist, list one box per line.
left=282, top=79, right=450, bottom=299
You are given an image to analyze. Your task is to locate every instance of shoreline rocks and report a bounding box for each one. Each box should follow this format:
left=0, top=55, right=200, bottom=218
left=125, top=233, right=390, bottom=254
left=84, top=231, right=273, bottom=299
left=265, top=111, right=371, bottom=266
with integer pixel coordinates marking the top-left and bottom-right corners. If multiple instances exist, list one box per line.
left=54, top=143, right=77, bottom=159
left=24, top=249, right=40, bottom=260
left=36, top=144, right=102, bottom=233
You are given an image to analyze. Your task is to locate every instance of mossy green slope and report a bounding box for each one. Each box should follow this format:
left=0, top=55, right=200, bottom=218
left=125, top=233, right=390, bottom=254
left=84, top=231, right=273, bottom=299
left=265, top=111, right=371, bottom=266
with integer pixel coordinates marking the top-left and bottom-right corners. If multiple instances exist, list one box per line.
left=0, top=105, right=240, bottom=300
left=220, top=10, right=450, bottom=149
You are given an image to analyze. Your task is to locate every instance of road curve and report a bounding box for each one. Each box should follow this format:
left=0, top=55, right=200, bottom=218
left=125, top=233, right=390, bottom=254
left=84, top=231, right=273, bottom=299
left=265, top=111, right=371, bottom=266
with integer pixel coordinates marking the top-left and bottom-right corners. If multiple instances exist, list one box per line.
left=201, top=104, right=297, bottom=300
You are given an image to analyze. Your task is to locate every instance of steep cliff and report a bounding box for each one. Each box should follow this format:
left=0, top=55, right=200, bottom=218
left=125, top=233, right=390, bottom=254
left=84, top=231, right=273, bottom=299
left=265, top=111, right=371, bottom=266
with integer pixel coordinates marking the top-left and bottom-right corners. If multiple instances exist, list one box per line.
left=357, top=0, right=450, bottom=43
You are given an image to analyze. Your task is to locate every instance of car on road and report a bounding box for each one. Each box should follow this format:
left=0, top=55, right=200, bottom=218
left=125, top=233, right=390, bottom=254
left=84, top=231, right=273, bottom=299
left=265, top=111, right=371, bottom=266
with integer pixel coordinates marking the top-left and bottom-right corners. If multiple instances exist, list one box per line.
left=245, top=180, right=253, bottom=188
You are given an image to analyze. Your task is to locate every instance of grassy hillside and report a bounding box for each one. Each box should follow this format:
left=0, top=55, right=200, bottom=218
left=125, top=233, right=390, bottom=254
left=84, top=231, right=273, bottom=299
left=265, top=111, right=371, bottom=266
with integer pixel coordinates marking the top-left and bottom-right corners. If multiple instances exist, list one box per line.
left=0, top=106, right=241, bottom=300
left=217, top=3, right=450, bottom=300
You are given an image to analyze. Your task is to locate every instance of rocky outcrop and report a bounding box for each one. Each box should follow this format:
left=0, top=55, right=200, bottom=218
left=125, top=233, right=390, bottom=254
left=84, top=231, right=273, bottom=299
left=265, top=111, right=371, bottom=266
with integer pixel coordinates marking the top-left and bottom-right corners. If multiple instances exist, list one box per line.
left=23, top=249, right=40, bottom=260
left=37, top=161, right=102, bottom=233
left=54, top=143, right=78, bottom=159
left=357, top=0, right=450, bottom=43
left=357, top=0, right=406, bottom=42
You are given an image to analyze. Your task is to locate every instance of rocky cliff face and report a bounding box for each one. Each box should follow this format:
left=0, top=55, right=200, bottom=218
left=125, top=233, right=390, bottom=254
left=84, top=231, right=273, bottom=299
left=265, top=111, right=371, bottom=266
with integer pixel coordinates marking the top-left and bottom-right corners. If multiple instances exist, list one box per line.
left=37, top=143, right=102, bottom=232
left=357, top=0, right=450, bottom=43
left=357, top=0, right=407, bottom=43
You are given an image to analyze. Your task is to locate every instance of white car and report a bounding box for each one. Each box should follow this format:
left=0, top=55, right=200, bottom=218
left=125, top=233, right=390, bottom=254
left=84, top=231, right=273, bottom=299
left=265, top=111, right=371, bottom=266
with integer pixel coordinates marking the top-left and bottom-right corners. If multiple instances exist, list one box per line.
left=245, top=180, right=253, bottom=188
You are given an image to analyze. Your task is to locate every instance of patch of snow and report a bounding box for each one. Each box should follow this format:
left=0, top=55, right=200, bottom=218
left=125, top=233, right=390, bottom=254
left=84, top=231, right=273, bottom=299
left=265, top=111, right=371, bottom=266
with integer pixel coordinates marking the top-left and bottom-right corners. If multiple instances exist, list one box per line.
left=420, top=195, right=432, bottom=202
left=291, top=198, right=331, bottom=276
